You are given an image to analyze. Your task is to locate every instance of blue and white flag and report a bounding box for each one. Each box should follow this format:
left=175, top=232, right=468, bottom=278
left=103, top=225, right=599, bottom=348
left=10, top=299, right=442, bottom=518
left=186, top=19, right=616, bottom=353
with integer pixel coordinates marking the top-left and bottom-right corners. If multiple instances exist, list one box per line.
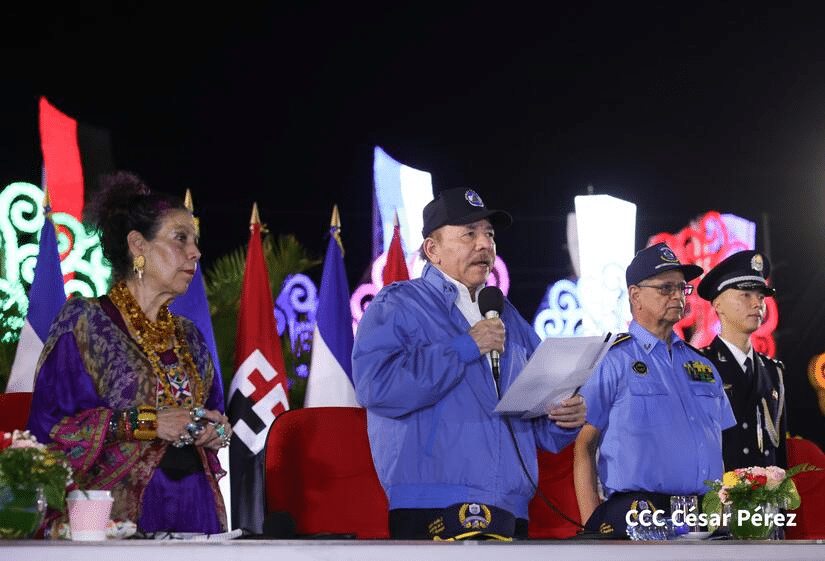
left=7, top=217, right=66, bottom=392
left=170, top=265, right=223, bottom=387
left=304, top=213, right=358, bottom=407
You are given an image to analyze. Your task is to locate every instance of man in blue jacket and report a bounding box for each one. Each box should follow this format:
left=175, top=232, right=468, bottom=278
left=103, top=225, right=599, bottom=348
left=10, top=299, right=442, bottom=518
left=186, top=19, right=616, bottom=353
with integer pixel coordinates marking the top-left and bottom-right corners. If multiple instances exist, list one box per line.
left=352, top=187, right=587, bottom=540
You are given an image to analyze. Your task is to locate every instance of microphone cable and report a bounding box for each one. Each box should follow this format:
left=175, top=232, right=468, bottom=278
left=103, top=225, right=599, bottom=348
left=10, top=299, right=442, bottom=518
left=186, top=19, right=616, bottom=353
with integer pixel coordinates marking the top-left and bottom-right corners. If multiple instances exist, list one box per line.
left=503, top=416, right=586, bottom=530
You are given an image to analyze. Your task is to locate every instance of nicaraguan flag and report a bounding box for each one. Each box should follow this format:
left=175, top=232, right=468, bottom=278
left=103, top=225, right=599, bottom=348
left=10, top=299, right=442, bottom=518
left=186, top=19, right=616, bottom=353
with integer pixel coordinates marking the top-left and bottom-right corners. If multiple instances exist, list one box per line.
left=7, top=216, right=66, bottom=392
left=170, top=265, right=223, bottom=386
left=304, top=212, right=358, bottom=407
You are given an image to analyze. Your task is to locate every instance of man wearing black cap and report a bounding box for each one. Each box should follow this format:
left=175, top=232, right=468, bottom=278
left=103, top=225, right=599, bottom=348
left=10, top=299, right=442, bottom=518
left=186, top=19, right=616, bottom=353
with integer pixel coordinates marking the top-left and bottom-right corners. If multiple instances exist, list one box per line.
left=352, top=188, right=586, bottom=540
left=574, top=242, right=735, bottom=537
left=697, top=250, right=787, bottom=469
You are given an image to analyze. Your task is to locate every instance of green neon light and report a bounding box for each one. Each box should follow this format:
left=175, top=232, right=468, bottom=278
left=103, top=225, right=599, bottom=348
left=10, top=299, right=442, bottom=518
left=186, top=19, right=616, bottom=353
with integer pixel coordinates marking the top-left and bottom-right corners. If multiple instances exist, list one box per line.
left=0, top=182, right=111, bottom=339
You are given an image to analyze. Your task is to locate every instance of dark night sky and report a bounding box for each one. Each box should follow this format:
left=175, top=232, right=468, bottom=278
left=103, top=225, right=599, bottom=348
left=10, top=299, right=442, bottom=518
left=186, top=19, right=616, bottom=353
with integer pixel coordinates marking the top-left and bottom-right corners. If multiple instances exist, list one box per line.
left=3, top=4, right=825, bottom=445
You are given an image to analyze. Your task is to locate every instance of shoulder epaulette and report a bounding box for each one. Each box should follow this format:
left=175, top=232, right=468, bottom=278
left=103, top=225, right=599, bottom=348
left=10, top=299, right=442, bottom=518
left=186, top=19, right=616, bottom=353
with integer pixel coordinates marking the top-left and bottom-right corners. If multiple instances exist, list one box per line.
left=684, top=342, right=706, bottom=357
left=697, top=344, right=713, bottom=357
left=757, top=351, right=785, bottom=371
left=611, top=333, right=632, bottom=347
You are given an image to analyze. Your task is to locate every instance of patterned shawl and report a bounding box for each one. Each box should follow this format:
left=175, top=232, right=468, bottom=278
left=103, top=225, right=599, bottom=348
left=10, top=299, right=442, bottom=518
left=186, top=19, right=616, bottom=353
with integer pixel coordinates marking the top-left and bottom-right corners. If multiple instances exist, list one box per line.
left=34, top=296, right=226, bottom=529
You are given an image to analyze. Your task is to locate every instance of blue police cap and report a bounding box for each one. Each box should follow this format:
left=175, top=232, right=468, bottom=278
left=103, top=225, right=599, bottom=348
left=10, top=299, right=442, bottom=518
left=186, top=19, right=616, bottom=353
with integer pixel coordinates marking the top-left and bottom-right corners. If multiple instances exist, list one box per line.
left=422, top=188, right=512, bottom=238
left=697, top=250, right=775, bottom=301
left=625, top=242, right=703, bottom=287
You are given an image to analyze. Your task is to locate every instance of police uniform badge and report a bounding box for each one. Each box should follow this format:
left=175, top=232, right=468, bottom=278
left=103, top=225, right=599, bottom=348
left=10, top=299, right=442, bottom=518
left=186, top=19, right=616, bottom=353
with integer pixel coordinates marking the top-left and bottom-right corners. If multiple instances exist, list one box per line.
left=465, top=189, right=484, bottom=207
left=625, top=498, right=656, bottom=528
left=433, top=502, right=514, bottom=541
left=632, top=361, right=648, bottom=374
left=660, top=246, right=679, bottom=263
left=751, top=253, right=764, bottom=272
left=459, top=503, right=491, bottom=530
left=684, top=360, right=715, bottom=382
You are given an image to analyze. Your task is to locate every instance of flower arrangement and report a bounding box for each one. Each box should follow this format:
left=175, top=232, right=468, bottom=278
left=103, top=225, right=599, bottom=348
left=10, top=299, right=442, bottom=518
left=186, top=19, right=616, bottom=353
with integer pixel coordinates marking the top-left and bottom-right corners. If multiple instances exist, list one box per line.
left=0, top=430, right=72, bottom=512
left=702, top=464, right=818, bottom=538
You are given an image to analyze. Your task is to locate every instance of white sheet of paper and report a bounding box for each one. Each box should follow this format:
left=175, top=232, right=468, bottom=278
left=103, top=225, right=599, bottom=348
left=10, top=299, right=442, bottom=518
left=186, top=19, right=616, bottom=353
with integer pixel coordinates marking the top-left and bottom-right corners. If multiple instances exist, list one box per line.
left=494, top=333, right=617, bottom=418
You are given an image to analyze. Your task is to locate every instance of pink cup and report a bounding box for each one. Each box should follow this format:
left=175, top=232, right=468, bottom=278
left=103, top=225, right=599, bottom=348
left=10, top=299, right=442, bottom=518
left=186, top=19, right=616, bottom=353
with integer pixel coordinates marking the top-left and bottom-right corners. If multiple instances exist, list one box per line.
left=66, top=490, right=114, bottom=540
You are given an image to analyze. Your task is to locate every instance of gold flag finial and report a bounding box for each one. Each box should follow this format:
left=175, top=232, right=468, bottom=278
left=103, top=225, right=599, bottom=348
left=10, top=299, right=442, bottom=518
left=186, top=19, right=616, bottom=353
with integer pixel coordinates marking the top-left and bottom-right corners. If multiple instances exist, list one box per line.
left=183, top=189, right=200, bottom=236
left=330, top=204, right=344, bottom=255
left=42, top=186, right=52, bottom=215
left=250, top=202, right=261, bottom=226
left=331, top=204, right=341, bottom=229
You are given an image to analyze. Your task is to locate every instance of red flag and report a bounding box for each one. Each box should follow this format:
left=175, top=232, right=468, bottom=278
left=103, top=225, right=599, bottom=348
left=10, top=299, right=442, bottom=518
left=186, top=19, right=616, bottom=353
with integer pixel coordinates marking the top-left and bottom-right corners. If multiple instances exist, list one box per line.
left=382, top=221, right=410, bottom=285
left=39, top=97, right=84, bottom=220
left=227, top=203, right=290, bottom=532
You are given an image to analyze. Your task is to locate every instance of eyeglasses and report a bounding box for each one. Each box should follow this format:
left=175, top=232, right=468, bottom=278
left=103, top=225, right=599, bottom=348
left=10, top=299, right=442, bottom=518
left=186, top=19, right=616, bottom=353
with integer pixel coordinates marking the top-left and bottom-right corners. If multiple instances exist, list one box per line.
left=636, top=282, right=694, bottom=296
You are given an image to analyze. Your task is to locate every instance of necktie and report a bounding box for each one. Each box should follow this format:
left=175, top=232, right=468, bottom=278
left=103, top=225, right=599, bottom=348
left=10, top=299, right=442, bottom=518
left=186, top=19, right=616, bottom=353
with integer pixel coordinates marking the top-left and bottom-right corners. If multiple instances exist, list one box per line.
left=744, top=356, right=753, bottom=379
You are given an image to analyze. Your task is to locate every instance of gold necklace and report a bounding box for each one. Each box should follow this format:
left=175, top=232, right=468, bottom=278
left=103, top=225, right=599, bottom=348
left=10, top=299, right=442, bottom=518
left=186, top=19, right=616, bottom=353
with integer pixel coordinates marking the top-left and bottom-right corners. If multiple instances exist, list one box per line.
left=109, top=281, right=204, bottom=408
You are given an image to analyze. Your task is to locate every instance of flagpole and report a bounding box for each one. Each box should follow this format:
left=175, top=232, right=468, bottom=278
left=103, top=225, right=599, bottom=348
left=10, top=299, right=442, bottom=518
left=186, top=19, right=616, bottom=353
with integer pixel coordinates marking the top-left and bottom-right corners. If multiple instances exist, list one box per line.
left=382, top=208, right=410, bottom=286
left=7, top=186, right=67, bottom=392
left=227, top=202, right=290, bottom=533
left=305, top=205, right=359, bottom=408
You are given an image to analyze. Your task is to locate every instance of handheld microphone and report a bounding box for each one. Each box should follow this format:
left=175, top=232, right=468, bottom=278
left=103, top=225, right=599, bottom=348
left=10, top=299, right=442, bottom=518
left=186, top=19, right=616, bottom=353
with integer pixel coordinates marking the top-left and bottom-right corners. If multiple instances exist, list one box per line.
left=478, top=286, right=505, bottom=395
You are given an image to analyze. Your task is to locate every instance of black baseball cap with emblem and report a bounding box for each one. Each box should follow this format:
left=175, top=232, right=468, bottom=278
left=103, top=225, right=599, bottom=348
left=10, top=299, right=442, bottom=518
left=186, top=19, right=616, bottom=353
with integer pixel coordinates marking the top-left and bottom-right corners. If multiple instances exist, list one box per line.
left=625, top=242, right=704, bottom=287
left=697, top=250, right=775, bottom=301
left=422, top=188, right=513, bottom=238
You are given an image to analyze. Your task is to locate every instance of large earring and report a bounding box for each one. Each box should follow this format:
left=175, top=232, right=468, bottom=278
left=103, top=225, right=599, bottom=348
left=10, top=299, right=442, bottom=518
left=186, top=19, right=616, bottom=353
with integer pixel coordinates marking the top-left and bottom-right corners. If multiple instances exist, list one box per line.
left=133, top=255, right=145, bottom=280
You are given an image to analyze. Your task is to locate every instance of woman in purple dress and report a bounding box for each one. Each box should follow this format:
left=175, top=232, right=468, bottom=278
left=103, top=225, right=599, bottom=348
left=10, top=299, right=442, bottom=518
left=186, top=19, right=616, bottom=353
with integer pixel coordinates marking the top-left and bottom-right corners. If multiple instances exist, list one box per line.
left=27, top=172, right=231, bottom=533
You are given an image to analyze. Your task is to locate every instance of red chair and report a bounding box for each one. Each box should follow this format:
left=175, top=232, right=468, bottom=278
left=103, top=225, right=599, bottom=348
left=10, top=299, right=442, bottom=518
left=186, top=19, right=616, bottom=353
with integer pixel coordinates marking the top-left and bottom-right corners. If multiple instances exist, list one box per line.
left=784, top=436, right=825, bottom=539
left=528, top=445, right=582, bottom=538
left=0, top=392, right=33, bottom=434
left=263, top=407, right=389, bottom=538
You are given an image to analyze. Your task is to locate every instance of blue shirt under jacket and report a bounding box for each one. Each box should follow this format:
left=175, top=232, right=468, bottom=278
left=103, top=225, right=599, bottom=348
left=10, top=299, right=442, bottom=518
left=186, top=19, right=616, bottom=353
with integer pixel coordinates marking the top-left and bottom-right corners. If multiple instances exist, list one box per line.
left=352, top=263, right=579, bottom=520
left=581, top=320, right=736, bottom=498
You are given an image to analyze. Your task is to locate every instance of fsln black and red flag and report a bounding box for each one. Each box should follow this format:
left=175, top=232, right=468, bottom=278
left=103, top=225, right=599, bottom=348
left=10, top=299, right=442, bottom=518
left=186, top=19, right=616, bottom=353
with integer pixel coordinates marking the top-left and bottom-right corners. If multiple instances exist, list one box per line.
left=227, top=203, right=290, bottom=533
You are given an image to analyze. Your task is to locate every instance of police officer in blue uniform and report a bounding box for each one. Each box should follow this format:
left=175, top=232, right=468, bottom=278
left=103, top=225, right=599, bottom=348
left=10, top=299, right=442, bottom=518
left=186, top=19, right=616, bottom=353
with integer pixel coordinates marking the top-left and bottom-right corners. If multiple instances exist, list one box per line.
left=574, top=242, right=736, bottom=538
left=697, top=250, right=787, bottom=470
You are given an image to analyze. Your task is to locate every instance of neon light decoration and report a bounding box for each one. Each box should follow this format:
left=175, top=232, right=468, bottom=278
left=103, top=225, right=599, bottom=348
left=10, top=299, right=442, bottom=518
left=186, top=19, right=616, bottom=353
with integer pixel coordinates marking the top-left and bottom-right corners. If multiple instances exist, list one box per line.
left=372, top=146, right=433, bottom=259
left=351, top=147, right=511, bottom=332
left=534, top=195, right=636, bottom=339
left=351, top=251, right=510, bottom=332
left=807, top=354, right=825, bottom=416
left=274, top=273, right=318, bottom=378
left=534, top=279, right=583, bottom=337
left=649, top=211, right=775, bottom=356
left=0, top=182, right=110, bottom=335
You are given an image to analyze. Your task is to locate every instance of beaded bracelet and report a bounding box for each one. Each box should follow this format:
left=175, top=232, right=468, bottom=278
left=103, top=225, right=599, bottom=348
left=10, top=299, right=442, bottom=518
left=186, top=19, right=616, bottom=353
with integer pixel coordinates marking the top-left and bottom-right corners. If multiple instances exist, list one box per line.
left=106, top=410, right=122, bottom=443
left=133, top=405, right=158, bottom=441
left=105, top=406, right=159, bottom=442
left=122, top=409, right=135, bottom=441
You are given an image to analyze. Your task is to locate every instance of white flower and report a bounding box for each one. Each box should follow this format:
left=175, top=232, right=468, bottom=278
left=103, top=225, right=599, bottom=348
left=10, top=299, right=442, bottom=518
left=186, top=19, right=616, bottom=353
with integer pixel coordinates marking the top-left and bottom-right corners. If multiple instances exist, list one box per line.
left=765, top=466, right=786, bottom=490
left=718, top=487, right=731, bottom=505
left=8, top=430, right=44, bottom=450
left=748, top=466, right=767, bottom=478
